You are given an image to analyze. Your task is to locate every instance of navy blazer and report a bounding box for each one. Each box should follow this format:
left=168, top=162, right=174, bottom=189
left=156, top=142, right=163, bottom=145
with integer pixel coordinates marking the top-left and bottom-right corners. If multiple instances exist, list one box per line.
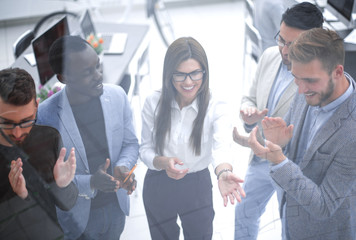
left=37, top=84, right=139, bottom=239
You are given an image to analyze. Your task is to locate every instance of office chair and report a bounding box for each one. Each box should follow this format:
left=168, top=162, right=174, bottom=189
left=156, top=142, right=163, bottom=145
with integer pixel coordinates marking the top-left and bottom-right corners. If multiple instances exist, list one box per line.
left=244, top=20, right=262, bottom=63
left=13, top=30, right=35, bottom=59
left=12, top=11, right=79, bottom=59
left=243, top=0, right=263, bottom=61
left=243, top=20, right=262, bottom=91
left=33, top=11, right=79, bottom=36
left=244, top=0, right=255, bottom=24
left=123, top=45, right=151, bottom=104
left=134, top=46, right=150, bottom=96
left=146, top=0, right=175, bottom=47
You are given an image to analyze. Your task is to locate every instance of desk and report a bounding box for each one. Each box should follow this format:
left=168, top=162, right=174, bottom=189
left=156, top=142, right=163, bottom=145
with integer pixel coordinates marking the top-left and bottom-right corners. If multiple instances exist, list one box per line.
left=97, top=23, right=150, bottom=86
left=11, top=22, right=150, bottom=99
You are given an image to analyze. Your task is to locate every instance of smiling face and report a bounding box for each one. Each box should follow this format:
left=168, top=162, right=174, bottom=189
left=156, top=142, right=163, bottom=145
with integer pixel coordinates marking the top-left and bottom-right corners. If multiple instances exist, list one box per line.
left=292, top=59, right=341, bottom=107
left=278, top=22, right=305, bottom=70
left=0, top=98, right=37, bottom=146
left=172, top=58, right=203, bottom=109
left=61, top=45, right=103, bottom=104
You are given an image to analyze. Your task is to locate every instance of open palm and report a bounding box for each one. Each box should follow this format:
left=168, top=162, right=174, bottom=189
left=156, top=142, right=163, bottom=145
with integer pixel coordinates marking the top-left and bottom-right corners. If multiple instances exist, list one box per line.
left=54, top=147, right=76, bottom=188
left=262, top=117, right=293, bottom=147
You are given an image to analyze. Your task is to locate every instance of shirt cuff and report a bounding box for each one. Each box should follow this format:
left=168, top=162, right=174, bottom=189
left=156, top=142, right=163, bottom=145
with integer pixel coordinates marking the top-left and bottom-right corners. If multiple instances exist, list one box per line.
left=140, top=150, right=160, bottom=170
left=270, top=158, right=289, bottom=172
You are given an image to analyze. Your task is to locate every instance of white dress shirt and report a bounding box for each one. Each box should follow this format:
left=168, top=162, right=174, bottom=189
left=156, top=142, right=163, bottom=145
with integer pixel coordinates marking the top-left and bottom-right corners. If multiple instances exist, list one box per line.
left=140, top=90, right=234, bottom=173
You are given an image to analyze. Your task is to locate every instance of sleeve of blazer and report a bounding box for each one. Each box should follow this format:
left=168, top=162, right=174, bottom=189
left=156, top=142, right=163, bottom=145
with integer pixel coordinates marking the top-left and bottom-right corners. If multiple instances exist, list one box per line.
left=240, top=50, right=267, bottom=110
left=48, top=131, right=78, bottom=211
left=240, top=51, right=266, bottom=133
left=49, top=182, right=78, bottom=211
left=114, top=87, right=139, bottom=169
left=270, top=133, right=356, bottom=219
left=240, top=47, right=278, bottom=109
left=240, top=47, right=280, bottom=133
left=38, top=93, right=97, bottom=199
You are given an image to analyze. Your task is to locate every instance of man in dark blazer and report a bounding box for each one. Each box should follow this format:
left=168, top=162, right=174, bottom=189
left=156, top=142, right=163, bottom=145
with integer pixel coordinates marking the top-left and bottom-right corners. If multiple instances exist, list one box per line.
left=248, top=28, right=356, bottom=239
left=0, top=67, right=77, bottom=239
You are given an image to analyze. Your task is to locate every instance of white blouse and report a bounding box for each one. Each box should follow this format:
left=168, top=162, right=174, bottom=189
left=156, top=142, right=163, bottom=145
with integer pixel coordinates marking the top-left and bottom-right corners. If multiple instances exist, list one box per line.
left=140, top=90, right=234, bottom=173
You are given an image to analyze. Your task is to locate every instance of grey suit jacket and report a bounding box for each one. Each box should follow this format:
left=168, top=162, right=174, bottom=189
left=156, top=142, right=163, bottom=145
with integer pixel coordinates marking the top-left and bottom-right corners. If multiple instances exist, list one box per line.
left=37, top=84, right=139, bottom=239
left=241, top=46, right=297, bottom=163
left=271, top=78, right=356, bottom=239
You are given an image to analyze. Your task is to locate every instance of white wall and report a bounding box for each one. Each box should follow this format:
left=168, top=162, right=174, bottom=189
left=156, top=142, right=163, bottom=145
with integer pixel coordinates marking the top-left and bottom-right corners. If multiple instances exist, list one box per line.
left=0, top=0, right=88, bottom=21
left=0, top=0, right=235, bottom=22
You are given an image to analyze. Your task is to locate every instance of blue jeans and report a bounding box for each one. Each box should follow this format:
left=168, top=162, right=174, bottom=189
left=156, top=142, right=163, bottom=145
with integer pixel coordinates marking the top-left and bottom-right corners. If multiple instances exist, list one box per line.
left=234, top=160, right=281, bottom=240
left=77, top=201, right=125, bottom=240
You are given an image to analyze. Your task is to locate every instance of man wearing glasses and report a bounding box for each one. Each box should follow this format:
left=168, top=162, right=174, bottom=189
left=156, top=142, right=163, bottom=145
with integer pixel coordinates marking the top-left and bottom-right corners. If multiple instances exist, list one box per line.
left=234, top=3, right=323, bottom=239
left=248, top=27, right=356, bottom=240
left=0, top=68, right=78, bottom=239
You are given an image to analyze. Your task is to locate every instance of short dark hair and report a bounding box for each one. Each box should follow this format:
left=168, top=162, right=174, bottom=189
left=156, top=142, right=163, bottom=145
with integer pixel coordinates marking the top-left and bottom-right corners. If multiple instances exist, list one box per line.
left=0, top=68, right=36, bottom=106
left=49, top=35, right=91, bottom=74
left=289, top=28, right=344, bottom=74
left=282, top=2, right=323, bottom=30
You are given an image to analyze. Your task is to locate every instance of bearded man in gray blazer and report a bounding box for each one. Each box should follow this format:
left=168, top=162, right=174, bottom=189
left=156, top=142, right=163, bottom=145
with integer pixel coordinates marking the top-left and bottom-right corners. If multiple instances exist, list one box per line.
left=234, top=3, right=323, bottom=239
left=248, top=28, right=356, bottom=240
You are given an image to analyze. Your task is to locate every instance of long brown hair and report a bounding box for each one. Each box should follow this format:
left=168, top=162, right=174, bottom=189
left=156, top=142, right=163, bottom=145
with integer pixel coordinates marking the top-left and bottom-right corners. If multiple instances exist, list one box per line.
left=154, top=37, right=210, bottom=156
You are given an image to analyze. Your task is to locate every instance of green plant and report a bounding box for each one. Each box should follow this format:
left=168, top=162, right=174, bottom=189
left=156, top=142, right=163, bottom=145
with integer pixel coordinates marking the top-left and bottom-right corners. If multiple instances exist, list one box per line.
left=37, top=84, right=62, bottom=103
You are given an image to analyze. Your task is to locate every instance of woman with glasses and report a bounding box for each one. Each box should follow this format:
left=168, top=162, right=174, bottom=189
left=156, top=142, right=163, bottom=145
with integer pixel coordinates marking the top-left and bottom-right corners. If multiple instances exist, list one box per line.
left=140, top=37, right=245, bottom=239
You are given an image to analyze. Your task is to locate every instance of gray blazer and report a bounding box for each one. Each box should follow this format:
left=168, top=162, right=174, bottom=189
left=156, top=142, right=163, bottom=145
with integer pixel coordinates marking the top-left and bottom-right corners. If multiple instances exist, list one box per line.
left=271, top=79, right=356, bottom=239
left=37, top=84, right=139, bottom=239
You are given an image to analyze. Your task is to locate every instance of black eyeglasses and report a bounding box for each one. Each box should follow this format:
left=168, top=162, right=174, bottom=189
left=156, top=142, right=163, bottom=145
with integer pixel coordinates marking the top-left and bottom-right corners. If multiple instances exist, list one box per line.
left=274, top=31, right=293, bottom=48
left=172, top=70, right=205, bottom=82
left=0, top=119, right=36, bottom=130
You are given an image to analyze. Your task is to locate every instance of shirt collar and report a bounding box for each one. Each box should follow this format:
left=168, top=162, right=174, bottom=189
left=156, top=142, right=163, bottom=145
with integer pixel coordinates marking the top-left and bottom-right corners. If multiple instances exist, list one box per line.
left=281, top=62, right=290, bottom=73
left=172, top=98, right=199, bottom=112
left=278, top=63, right=294, bottom=82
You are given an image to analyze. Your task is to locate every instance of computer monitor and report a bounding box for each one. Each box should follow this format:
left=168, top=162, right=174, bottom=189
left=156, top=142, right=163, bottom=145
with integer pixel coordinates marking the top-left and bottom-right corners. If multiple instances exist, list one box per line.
left=326, top=0, right=356, bottom=29
left=80, top=9, right=96, bottom=38
left=32, top=16, right=69, bottom=85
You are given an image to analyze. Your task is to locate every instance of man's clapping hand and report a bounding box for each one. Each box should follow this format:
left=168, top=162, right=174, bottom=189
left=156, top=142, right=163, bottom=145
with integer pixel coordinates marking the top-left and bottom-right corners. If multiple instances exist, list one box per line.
left=54, top=147, right=76, bottom=188
left=240, top=107, right=268, bottom=125
left=8, top=158, right=28, bottom=199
